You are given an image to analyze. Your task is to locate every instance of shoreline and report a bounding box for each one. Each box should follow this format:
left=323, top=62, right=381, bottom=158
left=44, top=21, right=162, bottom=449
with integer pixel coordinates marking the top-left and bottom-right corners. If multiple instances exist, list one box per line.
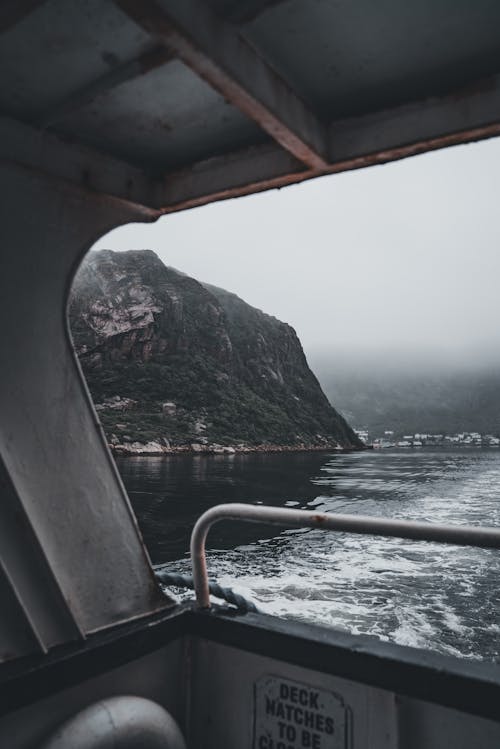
left=110, top=440, right=362, bottom=457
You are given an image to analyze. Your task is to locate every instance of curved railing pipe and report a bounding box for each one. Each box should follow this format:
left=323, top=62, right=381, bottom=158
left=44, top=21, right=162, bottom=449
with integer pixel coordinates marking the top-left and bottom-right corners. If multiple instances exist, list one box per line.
left=190, top=503, right=500, bottom=609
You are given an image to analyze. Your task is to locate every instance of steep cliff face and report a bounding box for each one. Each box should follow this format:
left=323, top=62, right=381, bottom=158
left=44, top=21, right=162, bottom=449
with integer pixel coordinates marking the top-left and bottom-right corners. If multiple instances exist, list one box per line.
left=69, top=250, right=360, bottom=451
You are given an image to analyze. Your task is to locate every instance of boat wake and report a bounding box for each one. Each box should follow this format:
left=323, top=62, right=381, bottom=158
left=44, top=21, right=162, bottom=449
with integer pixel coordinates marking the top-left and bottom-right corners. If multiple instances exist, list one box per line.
left=157, top=450, right=500, bottom=662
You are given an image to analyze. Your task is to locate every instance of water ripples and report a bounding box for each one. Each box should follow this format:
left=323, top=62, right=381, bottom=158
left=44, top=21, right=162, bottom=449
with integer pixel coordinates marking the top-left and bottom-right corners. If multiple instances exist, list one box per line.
left=120, top=449, right=500, bottom=661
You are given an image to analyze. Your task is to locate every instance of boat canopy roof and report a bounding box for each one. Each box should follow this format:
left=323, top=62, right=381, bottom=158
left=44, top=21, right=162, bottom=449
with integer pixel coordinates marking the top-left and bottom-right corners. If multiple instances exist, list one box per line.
left=2, top=0, right=500, bottom=214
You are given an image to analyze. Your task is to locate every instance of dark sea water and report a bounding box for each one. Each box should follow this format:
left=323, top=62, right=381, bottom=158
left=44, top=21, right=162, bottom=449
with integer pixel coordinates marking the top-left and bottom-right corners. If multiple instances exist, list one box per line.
left=117, top=448, right=500, bottom=661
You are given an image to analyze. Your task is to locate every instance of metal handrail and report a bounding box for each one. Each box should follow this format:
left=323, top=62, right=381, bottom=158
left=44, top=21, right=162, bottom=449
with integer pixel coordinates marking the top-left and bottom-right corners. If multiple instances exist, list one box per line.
left=190, top=503, right=500, bottom=609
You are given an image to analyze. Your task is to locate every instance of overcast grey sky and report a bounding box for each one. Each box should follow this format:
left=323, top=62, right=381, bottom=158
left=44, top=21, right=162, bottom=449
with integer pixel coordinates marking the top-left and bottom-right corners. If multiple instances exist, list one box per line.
left=93, top=137, right=500, bottom=369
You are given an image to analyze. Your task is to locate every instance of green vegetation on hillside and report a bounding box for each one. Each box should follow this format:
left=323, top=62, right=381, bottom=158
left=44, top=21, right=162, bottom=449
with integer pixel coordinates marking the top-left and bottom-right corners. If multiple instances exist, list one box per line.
left=70, top=250, right=360, bottom=450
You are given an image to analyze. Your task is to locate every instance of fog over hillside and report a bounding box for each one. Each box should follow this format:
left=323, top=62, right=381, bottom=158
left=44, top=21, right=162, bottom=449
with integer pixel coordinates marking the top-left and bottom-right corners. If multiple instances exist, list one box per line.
left=309, top=347, right=500, bottom=437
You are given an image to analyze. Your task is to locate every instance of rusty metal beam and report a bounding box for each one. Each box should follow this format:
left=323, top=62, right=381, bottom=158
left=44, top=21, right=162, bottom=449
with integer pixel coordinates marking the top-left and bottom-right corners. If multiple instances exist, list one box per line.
left=38, top=47, right=175, bottom=129
left=158, top=73, right=500, bottom=214
left=115, top=0, right=329, bottom=169
left=6, top=54, right=500, bottom=217
left=157, top=122, right=500, bottom=216
left=328, top=75, right=500, bottom=166
left=160, top=142, right=311, bottom=212
left=0, top=0, right=48, bottom=34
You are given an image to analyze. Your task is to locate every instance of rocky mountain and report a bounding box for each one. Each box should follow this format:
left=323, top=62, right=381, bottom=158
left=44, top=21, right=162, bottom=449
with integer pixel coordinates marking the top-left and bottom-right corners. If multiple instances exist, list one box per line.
left=69, top=250, right=360, bottom=453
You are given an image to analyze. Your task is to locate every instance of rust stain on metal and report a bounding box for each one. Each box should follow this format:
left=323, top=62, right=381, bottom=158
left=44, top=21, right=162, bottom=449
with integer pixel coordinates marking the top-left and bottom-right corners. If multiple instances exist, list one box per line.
left=158, top=120, right=500, bottom=215
left=311, top=514, right=328, bottom=524
left=116, top=0, right=329, bottom=170
left=343, top=121, right=500, bottom=169
left=158, top=167, right=314, bottom=215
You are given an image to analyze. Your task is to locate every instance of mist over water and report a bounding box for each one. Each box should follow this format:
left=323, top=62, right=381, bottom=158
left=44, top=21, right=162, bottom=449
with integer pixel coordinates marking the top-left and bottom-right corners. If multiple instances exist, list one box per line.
left=120, top=448, right=500, bottom=662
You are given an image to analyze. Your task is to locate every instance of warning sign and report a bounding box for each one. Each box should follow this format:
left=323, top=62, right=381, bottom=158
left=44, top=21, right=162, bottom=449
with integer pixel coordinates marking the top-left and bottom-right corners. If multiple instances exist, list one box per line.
left=253, top=675, right=349, bottom=749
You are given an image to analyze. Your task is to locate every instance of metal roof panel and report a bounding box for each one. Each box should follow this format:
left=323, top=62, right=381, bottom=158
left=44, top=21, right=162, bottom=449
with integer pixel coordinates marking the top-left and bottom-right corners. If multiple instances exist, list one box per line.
left=0, top=0, right=151, bottom=119
left=54, top=59, right=266, bottom=171
left=244, top=0, right=500, bottom=117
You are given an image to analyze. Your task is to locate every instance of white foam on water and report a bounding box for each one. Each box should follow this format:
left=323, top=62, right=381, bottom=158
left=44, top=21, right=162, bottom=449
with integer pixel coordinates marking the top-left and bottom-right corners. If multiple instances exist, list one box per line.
left=158, top=450, right=500, bottom=661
